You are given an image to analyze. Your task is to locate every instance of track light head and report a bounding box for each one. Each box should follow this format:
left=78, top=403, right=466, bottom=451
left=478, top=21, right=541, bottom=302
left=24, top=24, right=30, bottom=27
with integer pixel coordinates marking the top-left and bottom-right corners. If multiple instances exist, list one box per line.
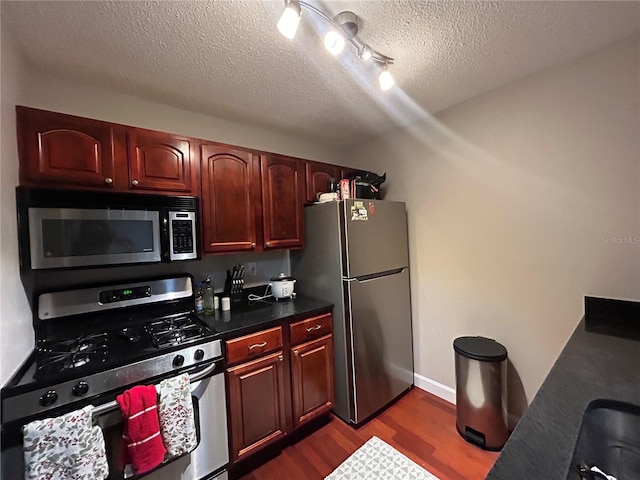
left=324, top=29, right=345, bottom=55
left=277, top=0, right=301, bottom=39
left=379, top=66, right=395, bottom=91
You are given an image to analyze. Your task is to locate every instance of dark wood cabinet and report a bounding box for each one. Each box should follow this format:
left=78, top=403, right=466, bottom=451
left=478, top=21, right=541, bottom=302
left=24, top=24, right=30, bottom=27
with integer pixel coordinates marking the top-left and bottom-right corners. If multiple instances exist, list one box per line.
left=290, top=334, right=334, bottom=428
left=261, top=154, right=305, bottom=250
left=17, top=106, right=121, bottom=189
left=227, top=351, right=287, bottom=461
left=305, top=161, right=340, bottom=204
left=15, top=107, right=374, bottom=255
left=200, top=144, right=260, bottom=253
left=17, top=106, right=197, bottom=195
left=127, top=129, right=196, bottom=194
left=225, top=312, right=334, bottom=466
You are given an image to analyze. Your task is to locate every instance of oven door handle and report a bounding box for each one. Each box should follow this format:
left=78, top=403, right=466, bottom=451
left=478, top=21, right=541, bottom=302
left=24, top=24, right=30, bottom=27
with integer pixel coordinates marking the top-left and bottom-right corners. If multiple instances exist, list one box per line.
left=189, top=359, right=220, bottom=382
left=91, top=359, right=223, bottom=417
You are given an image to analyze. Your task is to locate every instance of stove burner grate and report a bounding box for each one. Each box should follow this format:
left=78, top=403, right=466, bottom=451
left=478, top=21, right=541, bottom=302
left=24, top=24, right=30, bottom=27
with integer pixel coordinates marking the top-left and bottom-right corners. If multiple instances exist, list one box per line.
left=146, top=316, right=206, bottom=348
left=35, top=333, right=109, bottom=379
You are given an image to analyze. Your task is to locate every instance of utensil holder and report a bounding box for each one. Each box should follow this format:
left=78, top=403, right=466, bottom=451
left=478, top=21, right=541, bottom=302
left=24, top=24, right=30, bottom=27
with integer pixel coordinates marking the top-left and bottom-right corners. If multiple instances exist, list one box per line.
left=223, top=278, right=244, bottom=306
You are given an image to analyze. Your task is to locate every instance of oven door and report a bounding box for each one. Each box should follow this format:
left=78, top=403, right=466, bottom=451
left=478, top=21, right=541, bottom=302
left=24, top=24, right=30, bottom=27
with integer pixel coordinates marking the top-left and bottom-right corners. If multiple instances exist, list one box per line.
left=129, top=360, right=228, bottom=480
left=1, top=360, right=228, bottom=480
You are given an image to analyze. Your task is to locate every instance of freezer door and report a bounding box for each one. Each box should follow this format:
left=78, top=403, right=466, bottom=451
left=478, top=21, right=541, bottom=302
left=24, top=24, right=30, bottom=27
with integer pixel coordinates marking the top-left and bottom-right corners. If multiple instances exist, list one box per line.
left=344, top=268, right=414, bottom=424
left=342, top=199, right=409, bottom=278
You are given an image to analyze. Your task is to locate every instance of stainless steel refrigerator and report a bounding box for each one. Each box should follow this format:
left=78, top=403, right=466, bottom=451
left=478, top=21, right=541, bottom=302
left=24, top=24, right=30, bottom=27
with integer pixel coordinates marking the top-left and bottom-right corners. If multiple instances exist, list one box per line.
left=291, top=199, right=414, bottom=425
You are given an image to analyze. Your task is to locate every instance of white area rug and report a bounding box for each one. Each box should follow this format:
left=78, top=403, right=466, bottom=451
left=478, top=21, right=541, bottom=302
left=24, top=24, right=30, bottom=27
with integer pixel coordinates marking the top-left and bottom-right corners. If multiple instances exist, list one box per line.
left=325, top=436, right=440, bottom=480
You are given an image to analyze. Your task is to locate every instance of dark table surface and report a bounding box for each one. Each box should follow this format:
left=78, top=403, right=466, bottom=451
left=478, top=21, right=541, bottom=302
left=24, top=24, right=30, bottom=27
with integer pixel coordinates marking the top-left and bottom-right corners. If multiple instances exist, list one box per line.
left=196, top=294, right=333, bottom=339
left=486, top=314, right=640, bottom=479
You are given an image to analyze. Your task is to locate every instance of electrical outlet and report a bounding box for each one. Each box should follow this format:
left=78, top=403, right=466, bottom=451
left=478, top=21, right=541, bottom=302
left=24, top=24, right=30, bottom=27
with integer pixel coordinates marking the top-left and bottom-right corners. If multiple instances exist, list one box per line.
left=247, top=262, right=257, bottom=276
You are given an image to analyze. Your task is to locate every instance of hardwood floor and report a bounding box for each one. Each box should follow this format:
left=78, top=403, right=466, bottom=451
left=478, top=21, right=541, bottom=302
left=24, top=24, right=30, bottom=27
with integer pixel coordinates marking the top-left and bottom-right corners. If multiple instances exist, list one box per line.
left=239, top=387, right=499, bottom=480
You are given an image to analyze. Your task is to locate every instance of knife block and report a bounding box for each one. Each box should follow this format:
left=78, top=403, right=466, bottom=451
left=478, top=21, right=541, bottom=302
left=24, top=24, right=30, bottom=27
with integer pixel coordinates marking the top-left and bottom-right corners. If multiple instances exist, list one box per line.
left=223, top=278, right=244, bottom=306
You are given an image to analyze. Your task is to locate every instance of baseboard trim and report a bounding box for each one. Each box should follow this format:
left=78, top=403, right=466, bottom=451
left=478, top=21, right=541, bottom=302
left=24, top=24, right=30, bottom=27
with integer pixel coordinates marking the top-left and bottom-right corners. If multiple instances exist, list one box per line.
left=414, top=372, right=456, bottom=405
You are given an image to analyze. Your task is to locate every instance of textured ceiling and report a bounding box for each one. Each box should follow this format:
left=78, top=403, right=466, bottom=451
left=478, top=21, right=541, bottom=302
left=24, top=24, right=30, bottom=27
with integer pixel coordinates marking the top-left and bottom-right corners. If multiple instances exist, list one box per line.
left=2, top=1, right=639, bottom=148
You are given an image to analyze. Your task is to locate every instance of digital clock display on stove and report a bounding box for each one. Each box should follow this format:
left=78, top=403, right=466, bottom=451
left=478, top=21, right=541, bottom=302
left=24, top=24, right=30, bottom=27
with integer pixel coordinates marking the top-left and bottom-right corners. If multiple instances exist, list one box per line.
left=99, top=286, right=152, bottom=304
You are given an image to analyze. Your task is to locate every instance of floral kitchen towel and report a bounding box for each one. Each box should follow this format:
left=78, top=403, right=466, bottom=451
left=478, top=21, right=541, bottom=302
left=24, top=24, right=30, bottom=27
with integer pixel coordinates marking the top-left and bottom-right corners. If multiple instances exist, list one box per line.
left=158, top=373, right=197, bottom=457
left=23, top=405, right=109, bottom=480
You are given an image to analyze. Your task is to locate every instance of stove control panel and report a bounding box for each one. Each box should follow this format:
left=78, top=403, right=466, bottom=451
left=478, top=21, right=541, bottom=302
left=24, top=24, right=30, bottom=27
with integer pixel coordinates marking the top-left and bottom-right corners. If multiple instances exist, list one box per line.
left=2, top=339, right=223, bottom=424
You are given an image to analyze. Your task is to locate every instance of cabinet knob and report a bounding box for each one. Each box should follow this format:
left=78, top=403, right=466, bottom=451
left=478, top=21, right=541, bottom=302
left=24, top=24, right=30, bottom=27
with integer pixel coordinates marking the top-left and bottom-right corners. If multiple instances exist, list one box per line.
left=131, top=180, right=139, bottom=186
left=104, top=177, right=113, bottom=184
left=278, top=355, right=283, bottom=362
left=294, top=350, right=299, bottom=356
left=251, top=242, right=256, bottom=248
left=266, top=242, right=271, bottom=247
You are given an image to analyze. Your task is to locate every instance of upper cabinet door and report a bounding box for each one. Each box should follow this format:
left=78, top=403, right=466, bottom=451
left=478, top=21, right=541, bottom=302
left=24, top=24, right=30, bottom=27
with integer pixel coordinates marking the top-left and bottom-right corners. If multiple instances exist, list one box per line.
left=305, top=161, right=340, bottom=204
left=127, top=129, right=195, bottom=194
left=261, top=154, right=305, bottom=250
left=17, top=106, right=118, bottom=189
left=201, top=144, right=259, bottom=253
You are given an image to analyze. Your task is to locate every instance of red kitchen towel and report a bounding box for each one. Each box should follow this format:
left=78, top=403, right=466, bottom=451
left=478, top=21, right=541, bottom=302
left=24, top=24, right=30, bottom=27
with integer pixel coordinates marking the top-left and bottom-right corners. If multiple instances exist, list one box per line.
left=117, top=385, right=166, bottom=475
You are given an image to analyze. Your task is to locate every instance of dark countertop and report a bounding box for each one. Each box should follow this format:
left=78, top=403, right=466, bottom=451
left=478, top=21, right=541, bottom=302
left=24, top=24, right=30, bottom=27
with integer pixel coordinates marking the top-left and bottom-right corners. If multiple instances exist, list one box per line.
left=197, top=294, right=333, bottom=339
left=486, top=301, right=640, bottom=479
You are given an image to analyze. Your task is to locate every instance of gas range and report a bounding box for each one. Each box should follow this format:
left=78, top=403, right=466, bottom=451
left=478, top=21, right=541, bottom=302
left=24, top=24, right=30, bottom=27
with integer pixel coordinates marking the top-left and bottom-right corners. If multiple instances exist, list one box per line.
left=1, top=276, right=221, bottom=426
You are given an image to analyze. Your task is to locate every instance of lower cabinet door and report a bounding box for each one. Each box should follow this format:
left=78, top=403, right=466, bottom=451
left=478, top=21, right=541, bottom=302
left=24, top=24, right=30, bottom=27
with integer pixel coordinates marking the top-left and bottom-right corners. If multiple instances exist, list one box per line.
left=290, top=335, right=334, bottom=428
left=227, top=351, right=287, bottom=461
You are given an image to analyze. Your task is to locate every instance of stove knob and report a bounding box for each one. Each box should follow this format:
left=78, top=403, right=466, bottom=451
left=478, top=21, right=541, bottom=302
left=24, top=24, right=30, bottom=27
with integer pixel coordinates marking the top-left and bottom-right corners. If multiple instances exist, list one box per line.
left=72, top=381, right=89, bottom=397
left=173, top=354, right=185, bottom=367
left=39, top=390, right=58, bottom=407
left=194, top=349, right=205, bottom=361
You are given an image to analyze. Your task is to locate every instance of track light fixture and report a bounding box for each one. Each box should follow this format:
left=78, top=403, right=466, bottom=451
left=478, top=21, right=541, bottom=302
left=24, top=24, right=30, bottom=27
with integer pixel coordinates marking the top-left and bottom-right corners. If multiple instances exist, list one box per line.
left=276, top=0, right=396, bottom=91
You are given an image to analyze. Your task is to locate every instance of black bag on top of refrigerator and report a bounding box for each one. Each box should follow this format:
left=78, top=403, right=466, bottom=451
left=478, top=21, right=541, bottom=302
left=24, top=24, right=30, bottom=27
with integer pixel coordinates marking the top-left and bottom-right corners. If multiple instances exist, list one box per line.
left=345, top=170, right=386, bottom=199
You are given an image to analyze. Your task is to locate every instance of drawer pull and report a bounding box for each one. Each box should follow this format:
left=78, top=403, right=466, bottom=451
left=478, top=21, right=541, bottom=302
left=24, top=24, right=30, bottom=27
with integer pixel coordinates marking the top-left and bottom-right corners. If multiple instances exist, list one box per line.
left=248, top=341, right=268, bottom=351
left=306, top=324, right=322, bottom=333
left=278, top=354, right=283, bottom=362
left=294, top=350, right=299, bottom=356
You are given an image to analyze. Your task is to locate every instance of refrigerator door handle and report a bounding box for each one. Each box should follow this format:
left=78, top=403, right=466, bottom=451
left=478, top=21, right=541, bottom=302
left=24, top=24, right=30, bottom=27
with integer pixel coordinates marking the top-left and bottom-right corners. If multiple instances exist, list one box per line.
left=343, top=267, right=407, bottom=283
left=342, top=279, right=359, bottom=422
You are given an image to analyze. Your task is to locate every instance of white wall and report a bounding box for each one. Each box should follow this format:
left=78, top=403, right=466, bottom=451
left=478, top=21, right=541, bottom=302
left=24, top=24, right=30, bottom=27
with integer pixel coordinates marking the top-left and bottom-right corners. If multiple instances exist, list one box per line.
left=0, top=24, right=33, bottom=385
left=347, top=36, right=640, bottom=413
left=22, top=70, right=344, bottom=164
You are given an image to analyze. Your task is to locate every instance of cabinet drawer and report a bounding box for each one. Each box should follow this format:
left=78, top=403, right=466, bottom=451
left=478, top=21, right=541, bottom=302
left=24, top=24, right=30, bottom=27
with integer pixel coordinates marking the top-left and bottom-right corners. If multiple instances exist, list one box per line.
left=226, top=327, right=283, bottom=365
left=290, top=313, right=332, bottom=346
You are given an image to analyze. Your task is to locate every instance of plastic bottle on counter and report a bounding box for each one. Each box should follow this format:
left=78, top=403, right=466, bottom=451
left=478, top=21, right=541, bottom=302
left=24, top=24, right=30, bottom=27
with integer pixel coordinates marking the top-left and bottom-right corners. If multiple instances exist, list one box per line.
left=203, top=275, right=214, bottom=315
left=195, top=282, right=204, bottom=313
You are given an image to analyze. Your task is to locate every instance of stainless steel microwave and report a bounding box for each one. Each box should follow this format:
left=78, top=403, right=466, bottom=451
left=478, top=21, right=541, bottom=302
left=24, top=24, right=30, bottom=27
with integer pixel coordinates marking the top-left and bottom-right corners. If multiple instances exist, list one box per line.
left=16, top=187, right=199, bottom=270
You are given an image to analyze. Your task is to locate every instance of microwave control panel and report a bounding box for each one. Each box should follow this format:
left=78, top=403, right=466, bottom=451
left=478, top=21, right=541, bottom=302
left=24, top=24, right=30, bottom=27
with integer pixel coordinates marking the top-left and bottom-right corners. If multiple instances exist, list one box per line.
left=168, top=211, right=197, bottom=260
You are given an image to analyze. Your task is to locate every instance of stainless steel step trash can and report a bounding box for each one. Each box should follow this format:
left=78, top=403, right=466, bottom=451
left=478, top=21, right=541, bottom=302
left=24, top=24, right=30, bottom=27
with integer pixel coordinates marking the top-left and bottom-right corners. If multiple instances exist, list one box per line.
left=454, top=336, right=508, bottom=451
